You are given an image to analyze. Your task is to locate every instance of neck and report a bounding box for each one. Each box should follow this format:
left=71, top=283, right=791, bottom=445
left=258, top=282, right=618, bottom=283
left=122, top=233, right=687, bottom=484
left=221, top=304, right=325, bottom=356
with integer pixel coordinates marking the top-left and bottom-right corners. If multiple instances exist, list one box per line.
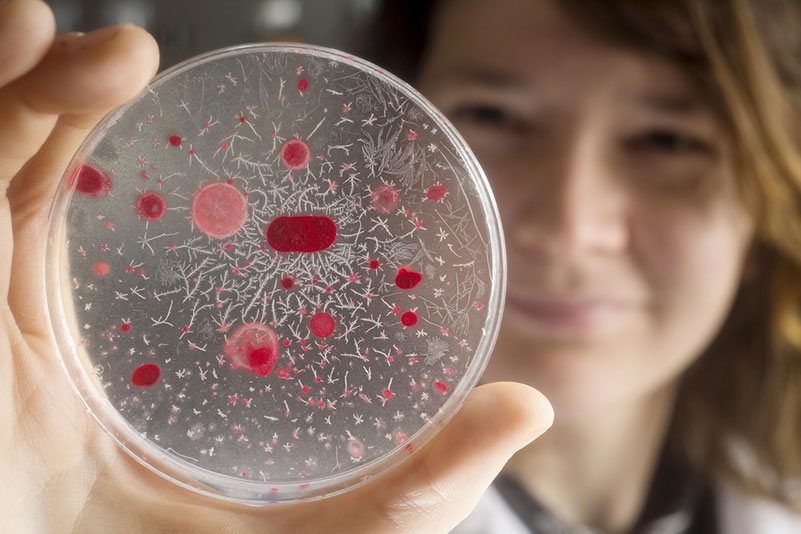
left=501, top=383, right=679, bottom=534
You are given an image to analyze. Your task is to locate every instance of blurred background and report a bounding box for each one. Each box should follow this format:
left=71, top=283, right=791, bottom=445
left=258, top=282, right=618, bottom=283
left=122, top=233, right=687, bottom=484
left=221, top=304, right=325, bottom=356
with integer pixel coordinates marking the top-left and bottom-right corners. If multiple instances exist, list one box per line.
left=44, top=0, right=380, bottom=70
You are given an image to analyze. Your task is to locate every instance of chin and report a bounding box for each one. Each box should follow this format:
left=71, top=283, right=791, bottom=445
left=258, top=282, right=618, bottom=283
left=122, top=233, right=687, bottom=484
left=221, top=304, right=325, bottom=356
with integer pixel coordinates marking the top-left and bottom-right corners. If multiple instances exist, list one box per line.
left=482, top=320, right=653, bottom=418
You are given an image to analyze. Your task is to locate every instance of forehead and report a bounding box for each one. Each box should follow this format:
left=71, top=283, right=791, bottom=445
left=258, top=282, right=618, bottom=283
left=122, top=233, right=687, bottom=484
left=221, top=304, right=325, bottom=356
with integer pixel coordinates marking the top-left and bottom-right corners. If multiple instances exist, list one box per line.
left=422, top=0, right=700, bottom=104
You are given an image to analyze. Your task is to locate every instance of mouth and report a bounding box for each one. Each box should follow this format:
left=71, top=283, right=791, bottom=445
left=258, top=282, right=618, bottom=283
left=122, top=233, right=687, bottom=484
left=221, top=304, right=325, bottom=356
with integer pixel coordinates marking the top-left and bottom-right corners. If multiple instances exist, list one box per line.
left=505, top=290, right=635, bottom=334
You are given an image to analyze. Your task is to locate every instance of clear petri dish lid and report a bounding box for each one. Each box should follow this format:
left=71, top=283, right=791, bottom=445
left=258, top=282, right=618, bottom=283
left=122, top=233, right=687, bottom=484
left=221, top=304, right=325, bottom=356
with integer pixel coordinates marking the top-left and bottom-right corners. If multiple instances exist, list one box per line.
left=45, top=43, right=506, bottom=505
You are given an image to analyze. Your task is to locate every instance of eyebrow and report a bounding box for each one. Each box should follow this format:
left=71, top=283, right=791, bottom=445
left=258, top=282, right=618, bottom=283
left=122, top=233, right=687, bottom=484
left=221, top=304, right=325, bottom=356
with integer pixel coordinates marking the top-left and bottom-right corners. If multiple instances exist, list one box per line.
left=429, top=67, right=529, bottom=89
left=636, top=94, right=704, bottom=114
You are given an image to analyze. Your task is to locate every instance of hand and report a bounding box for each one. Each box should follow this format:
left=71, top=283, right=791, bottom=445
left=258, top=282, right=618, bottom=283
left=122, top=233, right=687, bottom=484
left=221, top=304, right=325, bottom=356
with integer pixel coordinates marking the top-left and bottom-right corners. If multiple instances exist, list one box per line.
left=0, top=1, right=554, bottom=532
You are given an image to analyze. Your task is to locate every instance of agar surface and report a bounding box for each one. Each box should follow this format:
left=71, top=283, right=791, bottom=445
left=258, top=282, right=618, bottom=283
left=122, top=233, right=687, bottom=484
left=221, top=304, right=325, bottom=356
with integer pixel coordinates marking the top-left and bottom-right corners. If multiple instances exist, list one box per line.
left=64, top=48, right=495, bottom=486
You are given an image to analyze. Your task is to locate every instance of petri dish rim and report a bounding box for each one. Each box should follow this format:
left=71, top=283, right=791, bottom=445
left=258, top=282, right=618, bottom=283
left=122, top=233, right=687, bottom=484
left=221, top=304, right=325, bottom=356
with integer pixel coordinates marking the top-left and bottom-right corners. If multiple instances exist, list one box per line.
left=43, top=42, right=507, bottom=505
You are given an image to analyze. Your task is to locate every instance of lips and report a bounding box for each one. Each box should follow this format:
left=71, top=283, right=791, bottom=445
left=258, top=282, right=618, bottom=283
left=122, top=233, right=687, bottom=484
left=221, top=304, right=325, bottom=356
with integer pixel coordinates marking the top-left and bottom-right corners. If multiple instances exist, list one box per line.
left=505, top=290, right=633, bottom=331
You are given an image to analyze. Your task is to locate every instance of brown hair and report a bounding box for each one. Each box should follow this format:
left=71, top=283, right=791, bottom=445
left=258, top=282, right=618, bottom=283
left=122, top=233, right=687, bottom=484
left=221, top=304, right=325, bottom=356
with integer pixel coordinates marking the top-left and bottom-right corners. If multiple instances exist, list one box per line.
left=360, top=0, right=801, bottom=509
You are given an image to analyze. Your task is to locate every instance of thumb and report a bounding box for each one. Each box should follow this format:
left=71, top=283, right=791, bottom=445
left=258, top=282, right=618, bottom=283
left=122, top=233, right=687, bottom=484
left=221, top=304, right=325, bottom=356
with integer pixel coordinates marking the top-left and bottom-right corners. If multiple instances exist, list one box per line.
left=318, top=381, right=554, bottom=534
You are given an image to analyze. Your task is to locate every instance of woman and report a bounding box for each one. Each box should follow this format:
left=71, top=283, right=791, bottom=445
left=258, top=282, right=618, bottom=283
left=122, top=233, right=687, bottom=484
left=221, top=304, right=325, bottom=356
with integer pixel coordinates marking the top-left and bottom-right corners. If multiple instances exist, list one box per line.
left=0, top=0, right=798, bottom=533
left=363, top=0, right=801, bottom=532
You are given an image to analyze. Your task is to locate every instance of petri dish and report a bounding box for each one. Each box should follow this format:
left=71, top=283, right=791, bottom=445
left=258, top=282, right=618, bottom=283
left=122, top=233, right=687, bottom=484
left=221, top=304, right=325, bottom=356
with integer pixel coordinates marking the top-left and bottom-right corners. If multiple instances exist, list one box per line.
left=44, top=43, right=506, bottom=505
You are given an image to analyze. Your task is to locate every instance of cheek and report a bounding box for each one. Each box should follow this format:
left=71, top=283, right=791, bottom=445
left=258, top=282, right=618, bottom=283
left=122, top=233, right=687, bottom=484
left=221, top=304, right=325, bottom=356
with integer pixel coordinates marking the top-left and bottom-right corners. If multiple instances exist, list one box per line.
left=631, top=198, right=752, bottom=374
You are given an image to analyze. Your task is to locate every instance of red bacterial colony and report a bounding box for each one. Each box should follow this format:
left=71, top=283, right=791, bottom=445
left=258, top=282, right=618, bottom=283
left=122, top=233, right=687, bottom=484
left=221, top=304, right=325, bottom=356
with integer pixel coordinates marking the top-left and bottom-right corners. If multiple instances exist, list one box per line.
left=132, top=363, right=160, bottom=386
left=309, top=312, right=336, bottom=338
left=297, top=78, right=309, bottom=92
left=401, top=311, right=418, bottom=327
left=224, top=322, right=279, bottom=376
left=93, top=262, right=110, bottom=276
left=72, top=164, right=112, bottom=198
left=280, top=139, right=311, bottom=170
left=434, top=381, right=448, bottom=393
left=280, top=276, right=295, bottom=290
left=191, top=182, right=249, bottom=239
left=395, top=268, right=422, bottom=290
left=168, top=135, right=182, bottom=147
left=369, top=259, right=381, bottom=270
left=370, top=184, right=401, bottom=213
left=426, top=184, right=447, bottom=202
left=136, top=191, right=167, bottom=221
left=266, top=216, right=337, bottom=253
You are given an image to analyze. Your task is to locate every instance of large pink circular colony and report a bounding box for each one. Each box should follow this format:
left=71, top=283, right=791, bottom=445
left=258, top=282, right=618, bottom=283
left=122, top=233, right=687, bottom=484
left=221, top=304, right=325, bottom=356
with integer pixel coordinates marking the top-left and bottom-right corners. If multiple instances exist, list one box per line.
left=223, top=322, right=280, bottom=376
left=191, top=182, right=248, bottom=239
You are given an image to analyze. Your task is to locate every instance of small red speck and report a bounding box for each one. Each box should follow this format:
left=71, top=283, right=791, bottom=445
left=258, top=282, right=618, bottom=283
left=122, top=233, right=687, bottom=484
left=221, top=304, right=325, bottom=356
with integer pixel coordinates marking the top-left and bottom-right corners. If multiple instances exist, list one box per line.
left=309, top=312, right=336, bottom=338
left=395, top=268, right=423, bottom=290
left=401, top=311, right=418, bottom=327
left=383, top=389, right=393, bottom=399
left=121, top=323, right=131, bottom=332
left=426, top=184, right=448, bottom=202
left=168, top=135, right=182, bottom=147
left=279, top=139, right=311, bottom=170
left=132, top=364, right=160, bottom=387
left=280, top=276, right=294, bottom=290
left=93, top=262, right=110, bottom=276
left=434, top=381, right=448, bottom=393
left=136, top=191, right=167, bottom=221
left=298, top=78, right=309, bottom=92
left=369, top=259, right=381, bottom=270
left=408, top=130, right=417, bottom=140
left=72, top=164, right=112, bottom=198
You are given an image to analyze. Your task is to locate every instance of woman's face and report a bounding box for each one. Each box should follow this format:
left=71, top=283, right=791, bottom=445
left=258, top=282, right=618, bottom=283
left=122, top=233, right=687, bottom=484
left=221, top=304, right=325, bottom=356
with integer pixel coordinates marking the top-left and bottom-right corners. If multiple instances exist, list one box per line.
left=417, top=0, right=755, bottom=418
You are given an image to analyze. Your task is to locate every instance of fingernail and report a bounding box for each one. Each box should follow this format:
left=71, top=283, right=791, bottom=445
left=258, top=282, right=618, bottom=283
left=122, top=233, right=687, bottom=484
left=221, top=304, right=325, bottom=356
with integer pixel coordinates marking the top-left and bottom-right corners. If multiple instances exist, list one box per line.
left=67, top=25, right=121, bottom=51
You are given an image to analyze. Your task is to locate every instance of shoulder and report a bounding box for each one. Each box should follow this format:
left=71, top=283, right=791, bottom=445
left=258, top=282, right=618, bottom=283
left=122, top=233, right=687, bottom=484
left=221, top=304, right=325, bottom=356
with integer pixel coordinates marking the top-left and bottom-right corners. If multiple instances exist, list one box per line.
left=715, top=479, right=801, bottom=534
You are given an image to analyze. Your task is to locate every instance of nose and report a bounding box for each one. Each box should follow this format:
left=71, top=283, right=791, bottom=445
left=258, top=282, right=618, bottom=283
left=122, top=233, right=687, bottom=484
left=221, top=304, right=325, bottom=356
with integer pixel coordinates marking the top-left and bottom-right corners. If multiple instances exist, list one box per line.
left=510, top=129, right=628, bottom=261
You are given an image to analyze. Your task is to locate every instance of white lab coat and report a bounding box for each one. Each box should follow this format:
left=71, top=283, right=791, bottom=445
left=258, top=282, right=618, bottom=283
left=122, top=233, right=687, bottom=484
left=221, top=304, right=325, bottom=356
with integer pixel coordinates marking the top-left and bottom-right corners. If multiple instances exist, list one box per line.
left=452, top=479, right=801, bottom=533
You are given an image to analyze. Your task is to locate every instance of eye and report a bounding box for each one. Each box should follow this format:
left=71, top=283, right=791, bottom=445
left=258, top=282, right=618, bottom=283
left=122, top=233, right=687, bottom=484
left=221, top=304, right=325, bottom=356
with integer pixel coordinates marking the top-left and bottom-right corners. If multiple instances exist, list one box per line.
left=451, top=103, right=528, bottom=133
left=626, top=130, right=713, bottom=155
